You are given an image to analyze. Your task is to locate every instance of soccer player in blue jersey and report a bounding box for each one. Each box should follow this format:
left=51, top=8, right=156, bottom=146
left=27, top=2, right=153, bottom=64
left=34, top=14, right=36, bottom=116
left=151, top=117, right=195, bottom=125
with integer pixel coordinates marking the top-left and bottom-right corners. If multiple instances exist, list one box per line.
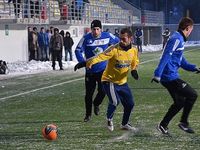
left=74, top=20, right=119, bottom=122
left=152, top=17, right=200, bottom=135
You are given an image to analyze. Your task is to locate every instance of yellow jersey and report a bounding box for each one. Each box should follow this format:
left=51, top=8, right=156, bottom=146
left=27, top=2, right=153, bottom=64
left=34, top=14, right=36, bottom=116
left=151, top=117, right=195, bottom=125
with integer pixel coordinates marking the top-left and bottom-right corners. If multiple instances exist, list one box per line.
left=86, top=44, right=139, bottom=85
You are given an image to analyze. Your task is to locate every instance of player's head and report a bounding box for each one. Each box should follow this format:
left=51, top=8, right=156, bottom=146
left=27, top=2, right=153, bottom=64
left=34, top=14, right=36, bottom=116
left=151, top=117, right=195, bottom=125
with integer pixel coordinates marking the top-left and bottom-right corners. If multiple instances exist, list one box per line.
left=91, top=20, right=102, bottom=37
left=178, top=17, right=194, bottom=38
left=119, top=28, right=133, bottom=47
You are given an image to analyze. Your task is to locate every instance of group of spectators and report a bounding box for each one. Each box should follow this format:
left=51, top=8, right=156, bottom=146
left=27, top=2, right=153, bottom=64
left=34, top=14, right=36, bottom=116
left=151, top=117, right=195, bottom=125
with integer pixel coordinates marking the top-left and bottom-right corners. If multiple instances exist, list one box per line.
left=58, top=0, right=90, bottom=20
left=28, top=26, right=74, bottom=70
left=7, top=0, right=90, bottom=20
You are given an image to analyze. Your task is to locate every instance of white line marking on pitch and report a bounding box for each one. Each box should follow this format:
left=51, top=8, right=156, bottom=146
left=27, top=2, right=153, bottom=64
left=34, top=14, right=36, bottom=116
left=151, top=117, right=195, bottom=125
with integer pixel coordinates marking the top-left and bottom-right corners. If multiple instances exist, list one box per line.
left=0, top=77, right=84, bottom=102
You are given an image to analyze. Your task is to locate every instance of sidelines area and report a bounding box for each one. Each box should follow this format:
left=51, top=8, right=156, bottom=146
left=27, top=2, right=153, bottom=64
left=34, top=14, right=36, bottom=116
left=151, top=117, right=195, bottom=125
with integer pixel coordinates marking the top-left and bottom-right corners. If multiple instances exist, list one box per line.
left=0, top=47, right=198, bottom=102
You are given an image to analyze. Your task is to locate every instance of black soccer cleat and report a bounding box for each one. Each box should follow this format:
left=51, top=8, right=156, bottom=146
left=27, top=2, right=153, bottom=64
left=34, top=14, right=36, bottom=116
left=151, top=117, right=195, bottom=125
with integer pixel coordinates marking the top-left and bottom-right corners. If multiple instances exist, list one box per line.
left=178, top=122, right=195, bottom=134
left=157, top=123, right=169, bottom=135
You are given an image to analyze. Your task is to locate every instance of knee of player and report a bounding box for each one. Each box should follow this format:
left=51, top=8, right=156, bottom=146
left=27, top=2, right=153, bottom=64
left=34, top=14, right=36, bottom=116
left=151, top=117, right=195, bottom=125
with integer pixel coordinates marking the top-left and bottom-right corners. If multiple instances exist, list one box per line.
left=129, top=102, right=135, bottom=109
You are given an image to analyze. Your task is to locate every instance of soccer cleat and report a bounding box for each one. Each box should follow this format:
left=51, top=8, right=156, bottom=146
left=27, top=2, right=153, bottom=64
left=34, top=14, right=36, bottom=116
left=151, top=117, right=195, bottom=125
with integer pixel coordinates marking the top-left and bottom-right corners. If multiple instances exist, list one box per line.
left=120, top=123, right=136, bottom=131
left=107, top=120, right=114, bottom=131
left=178, top=122, right=195, bottom=133
left=157, top=123, right=169, bottom=135
left=84, top=115, right=91, bottom=122
left=94, top=105, right=100, bottom=115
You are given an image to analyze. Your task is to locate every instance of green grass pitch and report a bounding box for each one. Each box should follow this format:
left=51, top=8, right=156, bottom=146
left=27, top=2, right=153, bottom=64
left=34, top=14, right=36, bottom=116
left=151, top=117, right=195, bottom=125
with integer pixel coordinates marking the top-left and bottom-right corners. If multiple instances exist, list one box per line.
left=0, top=47, right=200, bottom=150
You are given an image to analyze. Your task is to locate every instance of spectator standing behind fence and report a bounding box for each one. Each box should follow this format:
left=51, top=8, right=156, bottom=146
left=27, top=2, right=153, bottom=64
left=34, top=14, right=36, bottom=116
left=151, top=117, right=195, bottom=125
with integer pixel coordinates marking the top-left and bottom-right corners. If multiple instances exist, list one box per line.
left=23, top=0, right=29, bottom=18
left=71, top=0, right=85, bottom=20
left=57, top=0, right=68, bottom=20
left=134, top=28, right=143, bottom=55
left=8, top=0, right=21, bottom=18
left=64, top=31, right=74, bottom=61
left=30, top=0, right=39, bottom=18
left=162, top=28, right=171, bottom=49
left=29, top=27, right=39, bottom=61
left=38, top=27, right=49, bottom=61
left=50, top=28, right=64, bottom=70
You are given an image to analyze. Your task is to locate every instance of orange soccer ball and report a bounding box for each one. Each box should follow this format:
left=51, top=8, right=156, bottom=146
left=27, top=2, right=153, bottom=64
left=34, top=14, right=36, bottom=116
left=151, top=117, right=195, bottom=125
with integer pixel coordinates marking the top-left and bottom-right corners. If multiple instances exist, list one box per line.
left=42, top=124, right=58, bottom=140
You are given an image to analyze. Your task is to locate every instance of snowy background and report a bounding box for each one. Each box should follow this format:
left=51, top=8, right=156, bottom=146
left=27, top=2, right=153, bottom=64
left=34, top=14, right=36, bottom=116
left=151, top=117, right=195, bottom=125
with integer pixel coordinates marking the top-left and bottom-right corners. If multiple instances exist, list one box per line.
left=1, top=43, right=200, bottom=78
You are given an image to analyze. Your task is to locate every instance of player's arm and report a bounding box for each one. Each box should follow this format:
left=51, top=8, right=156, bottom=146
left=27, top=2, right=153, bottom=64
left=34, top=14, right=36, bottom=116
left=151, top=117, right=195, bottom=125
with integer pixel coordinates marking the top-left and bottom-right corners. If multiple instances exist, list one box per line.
left=180, top=56, right=199, bottom=72
left=74, top=37, right=87, bottom=71
left=109, top=33, right=120, bottom=44
left=86, top=45, right=115, bottom=69
left=75, top=37, right=86, bottom=62
left=130, top=48, right=139, bottom=80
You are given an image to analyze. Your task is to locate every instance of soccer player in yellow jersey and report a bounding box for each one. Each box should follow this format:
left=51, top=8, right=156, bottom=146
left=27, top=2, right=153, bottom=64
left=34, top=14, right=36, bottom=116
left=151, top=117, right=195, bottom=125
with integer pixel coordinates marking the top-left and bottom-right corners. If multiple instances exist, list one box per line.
left=86, top=28, right=139, bottom=131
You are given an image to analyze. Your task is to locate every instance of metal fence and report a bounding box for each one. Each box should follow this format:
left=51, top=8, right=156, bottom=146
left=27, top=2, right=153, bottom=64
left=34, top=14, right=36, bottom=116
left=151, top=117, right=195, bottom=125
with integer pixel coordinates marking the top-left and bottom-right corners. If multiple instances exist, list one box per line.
left=0, top=0, right=138, bottom=25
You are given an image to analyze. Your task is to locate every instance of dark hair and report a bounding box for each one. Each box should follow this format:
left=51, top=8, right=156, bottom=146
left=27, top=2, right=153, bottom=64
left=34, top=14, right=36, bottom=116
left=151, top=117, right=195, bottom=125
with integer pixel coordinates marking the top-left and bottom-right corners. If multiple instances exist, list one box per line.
left=33, top=27, right=37, bottom=31
left=178, top=17, right=194, bottom=31
left=120, top=28, right=133, bottom=37
left=91, top=20, right=102, bottom=29
left=59, top=30, right=64, bottom=37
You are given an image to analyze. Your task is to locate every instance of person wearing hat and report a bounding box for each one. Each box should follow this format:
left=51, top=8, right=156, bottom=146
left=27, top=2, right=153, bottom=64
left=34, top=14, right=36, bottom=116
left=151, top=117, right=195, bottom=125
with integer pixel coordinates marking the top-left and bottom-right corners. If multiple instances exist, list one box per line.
left=74, top=20, right=119, bottom=122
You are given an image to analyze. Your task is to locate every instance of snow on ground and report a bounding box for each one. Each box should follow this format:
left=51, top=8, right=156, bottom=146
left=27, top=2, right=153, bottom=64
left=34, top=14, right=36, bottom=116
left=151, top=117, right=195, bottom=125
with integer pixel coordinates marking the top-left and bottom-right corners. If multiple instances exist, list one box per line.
left=1, top=60, right=77, bottom=79
left=1, top=42, right=200, bottom=78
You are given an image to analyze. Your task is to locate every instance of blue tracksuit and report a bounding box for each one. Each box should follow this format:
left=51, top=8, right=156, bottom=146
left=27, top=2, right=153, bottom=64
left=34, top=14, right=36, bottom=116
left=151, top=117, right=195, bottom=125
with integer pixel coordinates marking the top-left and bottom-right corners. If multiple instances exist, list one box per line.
left=154, top=31, right=197, bottom=82
left=75, top=32, right=119, bottom=73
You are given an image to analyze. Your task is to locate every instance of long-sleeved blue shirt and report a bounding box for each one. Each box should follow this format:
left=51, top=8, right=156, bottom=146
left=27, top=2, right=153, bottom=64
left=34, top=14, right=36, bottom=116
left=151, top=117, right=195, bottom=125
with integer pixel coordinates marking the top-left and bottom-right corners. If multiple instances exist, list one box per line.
left=75, top=32, right=119, bottom=73
left=154, top=30, right=197, bottom=82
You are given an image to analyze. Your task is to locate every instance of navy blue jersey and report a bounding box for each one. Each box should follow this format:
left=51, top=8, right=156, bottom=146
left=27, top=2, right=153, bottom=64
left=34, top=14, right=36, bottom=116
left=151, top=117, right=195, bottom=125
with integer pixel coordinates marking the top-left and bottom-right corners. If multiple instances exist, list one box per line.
left=154, top=31, right=197, bottom=82
left=75, top=32, right=119, bottom=73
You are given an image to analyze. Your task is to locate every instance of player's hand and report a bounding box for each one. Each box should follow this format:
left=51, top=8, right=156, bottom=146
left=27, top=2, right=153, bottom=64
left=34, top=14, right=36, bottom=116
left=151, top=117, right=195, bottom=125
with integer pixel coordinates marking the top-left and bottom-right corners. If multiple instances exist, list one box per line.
left=151, top=77, right=160, bottom=83
left=131, top=70, right=139, bottom=80
left=74, top=62, right=86, bottom=71
left=195, top=68, right=200, bottom=74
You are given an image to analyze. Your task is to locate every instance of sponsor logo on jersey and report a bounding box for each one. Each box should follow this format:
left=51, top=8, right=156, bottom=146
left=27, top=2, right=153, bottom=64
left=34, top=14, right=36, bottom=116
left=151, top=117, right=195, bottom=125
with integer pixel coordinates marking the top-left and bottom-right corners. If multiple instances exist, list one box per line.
left=115, top=60, right=131, bottom=68
left=93, top=47, right=104, bottom=55
left=87, top=38, right=110, bottom=46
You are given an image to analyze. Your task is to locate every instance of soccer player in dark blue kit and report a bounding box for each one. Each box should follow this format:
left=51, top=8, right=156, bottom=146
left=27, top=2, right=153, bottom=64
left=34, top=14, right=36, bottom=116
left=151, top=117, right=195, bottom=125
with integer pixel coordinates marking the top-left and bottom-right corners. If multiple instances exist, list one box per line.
left=74, top=20, right=119, bottom=122
left=152, top=17, right=200, bottom=135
